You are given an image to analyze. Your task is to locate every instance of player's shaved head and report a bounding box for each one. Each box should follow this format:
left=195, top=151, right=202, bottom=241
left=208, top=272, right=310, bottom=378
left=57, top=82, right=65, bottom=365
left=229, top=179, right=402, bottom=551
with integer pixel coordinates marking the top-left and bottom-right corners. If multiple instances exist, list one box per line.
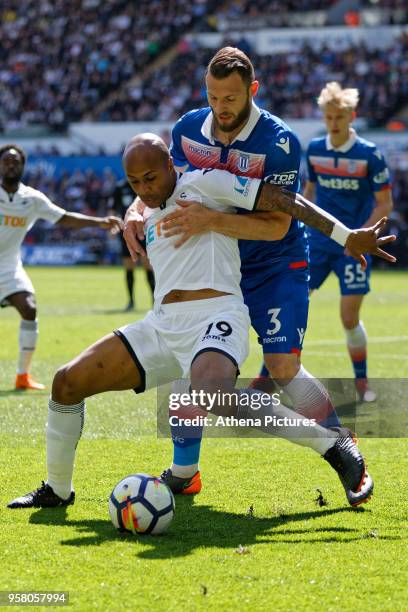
left=123, top=133, right=176, bottom=207
left=123, top=133, right=170, bottom=171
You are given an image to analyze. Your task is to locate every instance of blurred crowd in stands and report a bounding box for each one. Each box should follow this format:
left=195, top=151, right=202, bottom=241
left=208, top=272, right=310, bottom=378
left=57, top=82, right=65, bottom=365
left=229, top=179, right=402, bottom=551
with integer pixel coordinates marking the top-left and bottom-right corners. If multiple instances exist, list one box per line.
left=1, top=0, right=407, bottom=262
left=362, top=0, right=407, bottom=8
left=1, top=0, right=406, bottom=129
left=22, top=164, right=119, bottom=263
left=0, top=0, right=218, bottom=131
left=103, top=34, right=408, bottom=127
left=22, top=145, right=408, bottom=266
left=217, top=0, right=335, bottom=19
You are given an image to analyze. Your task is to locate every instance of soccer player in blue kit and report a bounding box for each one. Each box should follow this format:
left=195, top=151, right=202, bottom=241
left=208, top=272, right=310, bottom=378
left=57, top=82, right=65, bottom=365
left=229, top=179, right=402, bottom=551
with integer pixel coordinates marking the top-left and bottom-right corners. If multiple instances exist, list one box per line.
left=303, top=82, right=393, bottom=403
left=162, top=47, right=349, bottom=494
left=123, top=48, right=392, bottom=503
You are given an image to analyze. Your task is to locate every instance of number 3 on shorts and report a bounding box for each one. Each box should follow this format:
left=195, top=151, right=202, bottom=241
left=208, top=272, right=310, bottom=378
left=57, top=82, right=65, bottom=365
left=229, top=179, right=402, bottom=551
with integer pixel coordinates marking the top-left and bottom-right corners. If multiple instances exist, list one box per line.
left=267, top=308, right=281, bottom=335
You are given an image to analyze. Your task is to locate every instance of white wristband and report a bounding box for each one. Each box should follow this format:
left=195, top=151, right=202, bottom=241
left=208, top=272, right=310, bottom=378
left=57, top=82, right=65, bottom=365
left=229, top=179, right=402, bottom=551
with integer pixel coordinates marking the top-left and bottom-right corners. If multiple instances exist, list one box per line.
left=331, top=223, right=352, bottom=246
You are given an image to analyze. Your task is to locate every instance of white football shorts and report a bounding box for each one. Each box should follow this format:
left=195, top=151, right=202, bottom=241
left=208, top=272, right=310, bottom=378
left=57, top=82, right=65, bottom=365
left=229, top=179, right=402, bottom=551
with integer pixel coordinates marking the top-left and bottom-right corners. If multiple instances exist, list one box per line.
left=114, top=295, right=250, bottom=392
left=0, top=265, right=35, bottom=306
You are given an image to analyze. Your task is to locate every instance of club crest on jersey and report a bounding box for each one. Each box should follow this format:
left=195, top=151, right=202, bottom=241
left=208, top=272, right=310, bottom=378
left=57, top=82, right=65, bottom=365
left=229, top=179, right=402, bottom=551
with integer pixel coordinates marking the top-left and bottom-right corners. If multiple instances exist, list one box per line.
left=238, top=153, right=250, bottom=171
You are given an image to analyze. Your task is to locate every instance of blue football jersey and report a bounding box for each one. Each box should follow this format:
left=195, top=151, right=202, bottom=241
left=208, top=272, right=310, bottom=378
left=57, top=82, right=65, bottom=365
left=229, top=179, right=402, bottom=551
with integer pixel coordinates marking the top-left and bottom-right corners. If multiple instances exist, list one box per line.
left=306, top=130, right=391, bottom=254
left=170, top=104, right=308, bottom=281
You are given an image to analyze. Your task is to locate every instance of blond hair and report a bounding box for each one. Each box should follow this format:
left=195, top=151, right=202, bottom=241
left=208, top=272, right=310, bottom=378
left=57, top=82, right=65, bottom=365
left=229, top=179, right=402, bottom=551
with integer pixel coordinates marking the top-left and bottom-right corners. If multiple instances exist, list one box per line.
left=317, top=82, right=359, bottom=110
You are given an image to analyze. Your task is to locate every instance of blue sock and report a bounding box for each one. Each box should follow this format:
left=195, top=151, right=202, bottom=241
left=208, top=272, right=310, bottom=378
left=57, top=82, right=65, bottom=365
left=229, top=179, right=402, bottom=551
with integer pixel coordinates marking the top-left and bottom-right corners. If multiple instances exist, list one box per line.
left=318, top=412, right=341, bottom=429
left=352, top=358, right=367, bottom=379
left=259, top=363, right=269, bottom=378
left=171, top=409, right=203, bottom=471
left=172, top=436, right=202, bottom=466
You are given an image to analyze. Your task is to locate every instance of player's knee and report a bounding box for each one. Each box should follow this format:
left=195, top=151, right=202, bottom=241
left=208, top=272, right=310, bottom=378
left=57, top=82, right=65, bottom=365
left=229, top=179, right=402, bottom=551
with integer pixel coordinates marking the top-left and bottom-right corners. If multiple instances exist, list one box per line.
left=191, top=363, right=236, bottom=416
left=52, top=363, right=85, bottom=404
left=20, top=296, right=37, bottom=320
left=341, top=314, right=359, bottom=329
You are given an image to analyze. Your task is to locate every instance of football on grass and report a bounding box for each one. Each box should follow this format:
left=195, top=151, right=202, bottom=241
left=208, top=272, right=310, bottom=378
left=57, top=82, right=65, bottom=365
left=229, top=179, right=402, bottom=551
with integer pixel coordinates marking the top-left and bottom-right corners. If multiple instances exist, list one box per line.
left=109, top=473, right=175, bottom=535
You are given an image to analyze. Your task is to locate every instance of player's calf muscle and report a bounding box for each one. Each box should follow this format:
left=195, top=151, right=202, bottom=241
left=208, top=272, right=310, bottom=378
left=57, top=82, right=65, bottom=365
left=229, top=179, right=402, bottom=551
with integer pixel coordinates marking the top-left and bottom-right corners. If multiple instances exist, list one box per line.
left=265, top=353, right=300, bottom=381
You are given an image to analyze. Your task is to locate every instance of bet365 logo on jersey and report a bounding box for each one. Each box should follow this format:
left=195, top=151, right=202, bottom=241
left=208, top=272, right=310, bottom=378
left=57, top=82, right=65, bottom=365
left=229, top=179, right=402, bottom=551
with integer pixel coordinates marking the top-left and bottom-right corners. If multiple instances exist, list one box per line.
left=317, top=176, right=359, bottom=190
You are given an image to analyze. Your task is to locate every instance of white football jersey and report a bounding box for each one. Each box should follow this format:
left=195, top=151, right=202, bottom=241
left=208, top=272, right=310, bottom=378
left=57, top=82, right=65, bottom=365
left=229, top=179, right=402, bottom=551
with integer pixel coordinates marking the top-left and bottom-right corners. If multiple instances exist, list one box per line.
left=145, top=169, right=262, bottom=303
left=0, top=183, right=65, bottom=272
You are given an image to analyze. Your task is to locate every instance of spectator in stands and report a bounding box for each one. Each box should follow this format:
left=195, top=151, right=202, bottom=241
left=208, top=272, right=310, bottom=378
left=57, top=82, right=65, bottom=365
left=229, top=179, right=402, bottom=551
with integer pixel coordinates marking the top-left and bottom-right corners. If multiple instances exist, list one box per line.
left=0, top=0, right=220, bottom=130
left=100, top=33, right=408, bottom=128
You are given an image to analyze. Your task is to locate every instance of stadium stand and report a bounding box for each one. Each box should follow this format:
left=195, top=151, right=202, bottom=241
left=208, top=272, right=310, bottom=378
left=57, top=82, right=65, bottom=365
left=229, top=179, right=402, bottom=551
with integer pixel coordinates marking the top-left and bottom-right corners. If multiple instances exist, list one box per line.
left=21, top=164, right=118, bottom=264
left=0, top=0, right=219, bottom=131
left=0, top=0, right=406, bottom=263
left=1, top=1, right=406, bottom=129
left=100, top=33, right=408, bottom=126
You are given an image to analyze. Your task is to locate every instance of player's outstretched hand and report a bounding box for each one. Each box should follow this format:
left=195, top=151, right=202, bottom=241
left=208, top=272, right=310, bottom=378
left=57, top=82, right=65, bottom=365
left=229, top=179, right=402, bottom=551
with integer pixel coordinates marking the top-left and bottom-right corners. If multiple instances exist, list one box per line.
left=123, top=211, right=146, bottom=259
left=100, top=216, right=124, bottom=234
left=345, top=217, right=396, bottom=268
left=163, top=200, right=216, bottom=248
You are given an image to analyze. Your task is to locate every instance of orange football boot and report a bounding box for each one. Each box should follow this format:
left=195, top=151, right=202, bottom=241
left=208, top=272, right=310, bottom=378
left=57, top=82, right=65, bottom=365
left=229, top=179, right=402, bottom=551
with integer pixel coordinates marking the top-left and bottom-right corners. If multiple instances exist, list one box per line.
left=15, top=374, right=46, bottom=391
left=160, top=469, right=202, bottom=495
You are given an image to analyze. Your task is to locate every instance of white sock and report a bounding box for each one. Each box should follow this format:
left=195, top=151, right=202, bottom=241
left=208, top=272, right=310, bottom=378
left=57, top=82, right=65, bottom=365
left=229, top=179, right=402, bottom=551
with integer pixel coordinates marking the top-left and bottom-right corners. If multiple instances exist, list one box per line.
left=282, top=365, right=335, bottom=423
left=170, top=464, right=199, bottom=478
left=17, top=319, right=39, bottom=374
left=345, top=321, right=367, bottom=348
left=238, top=389, right=337, bottom=455
left=46, top=398, right=85, bottom=500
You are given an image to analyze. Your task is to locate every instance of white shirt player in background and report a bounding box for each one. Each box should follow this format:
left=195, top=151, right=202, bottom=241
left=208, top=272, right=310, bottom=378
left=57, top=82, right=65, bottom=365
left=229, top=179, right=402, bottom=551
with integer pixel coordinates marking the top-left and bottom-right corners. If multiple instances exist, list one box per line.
left=0, top=145, right=122, bottom=390
left=8, top=133, right=395, bottom=510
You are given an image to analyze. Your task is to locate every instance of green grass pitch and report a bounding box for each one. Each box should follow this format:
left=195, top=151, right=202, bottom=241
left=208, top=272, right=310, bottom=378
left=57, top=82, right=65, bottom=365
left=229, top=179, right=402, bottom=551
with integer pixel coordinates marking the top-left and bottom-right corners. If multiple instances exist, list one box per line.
left=0, top=267, right=407, bottom=611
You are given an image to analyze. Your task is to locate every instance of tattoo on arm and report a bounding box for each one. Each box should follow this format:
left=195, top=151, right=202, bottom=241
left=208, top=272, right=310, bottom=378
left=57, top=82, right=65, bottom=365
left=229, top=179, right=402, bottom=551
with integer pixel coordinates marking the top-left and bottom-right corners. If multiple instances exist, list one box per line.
left=256, top=183, right=336, bottom=237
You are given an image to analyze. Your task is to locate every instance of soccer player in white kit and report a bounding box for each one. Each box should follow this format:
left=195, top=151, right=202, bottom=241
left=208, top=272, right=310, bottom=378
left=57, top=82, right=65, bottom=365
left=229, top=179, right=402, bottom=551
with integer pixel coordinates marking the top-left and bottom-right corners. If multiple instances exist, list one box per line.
left=7, top=133, right=396, bottom=510
left=0, top=145, right=122, bottom=390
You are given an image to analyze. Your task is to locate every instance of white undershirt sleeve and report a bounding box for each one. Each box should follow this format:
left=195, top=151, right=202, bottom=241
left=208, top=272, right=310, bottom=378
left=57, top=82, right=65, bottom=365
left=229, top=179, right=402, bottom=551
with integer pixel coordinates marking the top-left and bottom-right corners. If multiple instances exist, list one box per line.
left=191, top=169, right=263, bottom=211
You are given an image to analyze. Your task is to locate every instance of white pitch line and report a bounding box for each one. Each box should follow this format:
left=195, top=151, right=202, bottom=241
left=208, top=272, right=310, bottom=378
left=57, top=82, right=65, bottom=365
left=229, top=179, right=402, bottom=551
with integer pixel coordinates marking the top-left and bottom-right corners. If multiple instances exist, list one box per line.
left=305, top=351, right=408, bottom=360
left=305, top=335, right=408, bottom=347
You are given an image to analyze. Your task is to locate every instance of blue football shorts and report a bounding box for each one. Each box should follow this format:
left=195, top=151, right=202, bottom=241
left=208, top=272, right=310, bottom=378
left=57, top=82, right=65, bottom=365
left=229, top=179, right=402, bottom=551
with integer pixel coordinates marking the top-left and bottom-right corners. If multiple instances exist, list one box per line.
left=309, top=248, right=371, bottom=296
left=243, top=261, right=310, bottom=355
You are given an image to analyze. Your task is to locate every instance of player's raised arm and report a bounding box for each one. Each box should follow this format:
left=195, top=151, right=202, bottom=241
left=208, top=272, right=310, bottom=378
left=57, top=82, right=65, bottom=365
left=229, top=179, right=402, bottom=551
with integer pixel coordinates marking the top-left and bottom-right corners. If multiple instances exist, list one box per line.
left=57, top=212, right=123, bottom=232
left=254, top=183, right=396, bottom=265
